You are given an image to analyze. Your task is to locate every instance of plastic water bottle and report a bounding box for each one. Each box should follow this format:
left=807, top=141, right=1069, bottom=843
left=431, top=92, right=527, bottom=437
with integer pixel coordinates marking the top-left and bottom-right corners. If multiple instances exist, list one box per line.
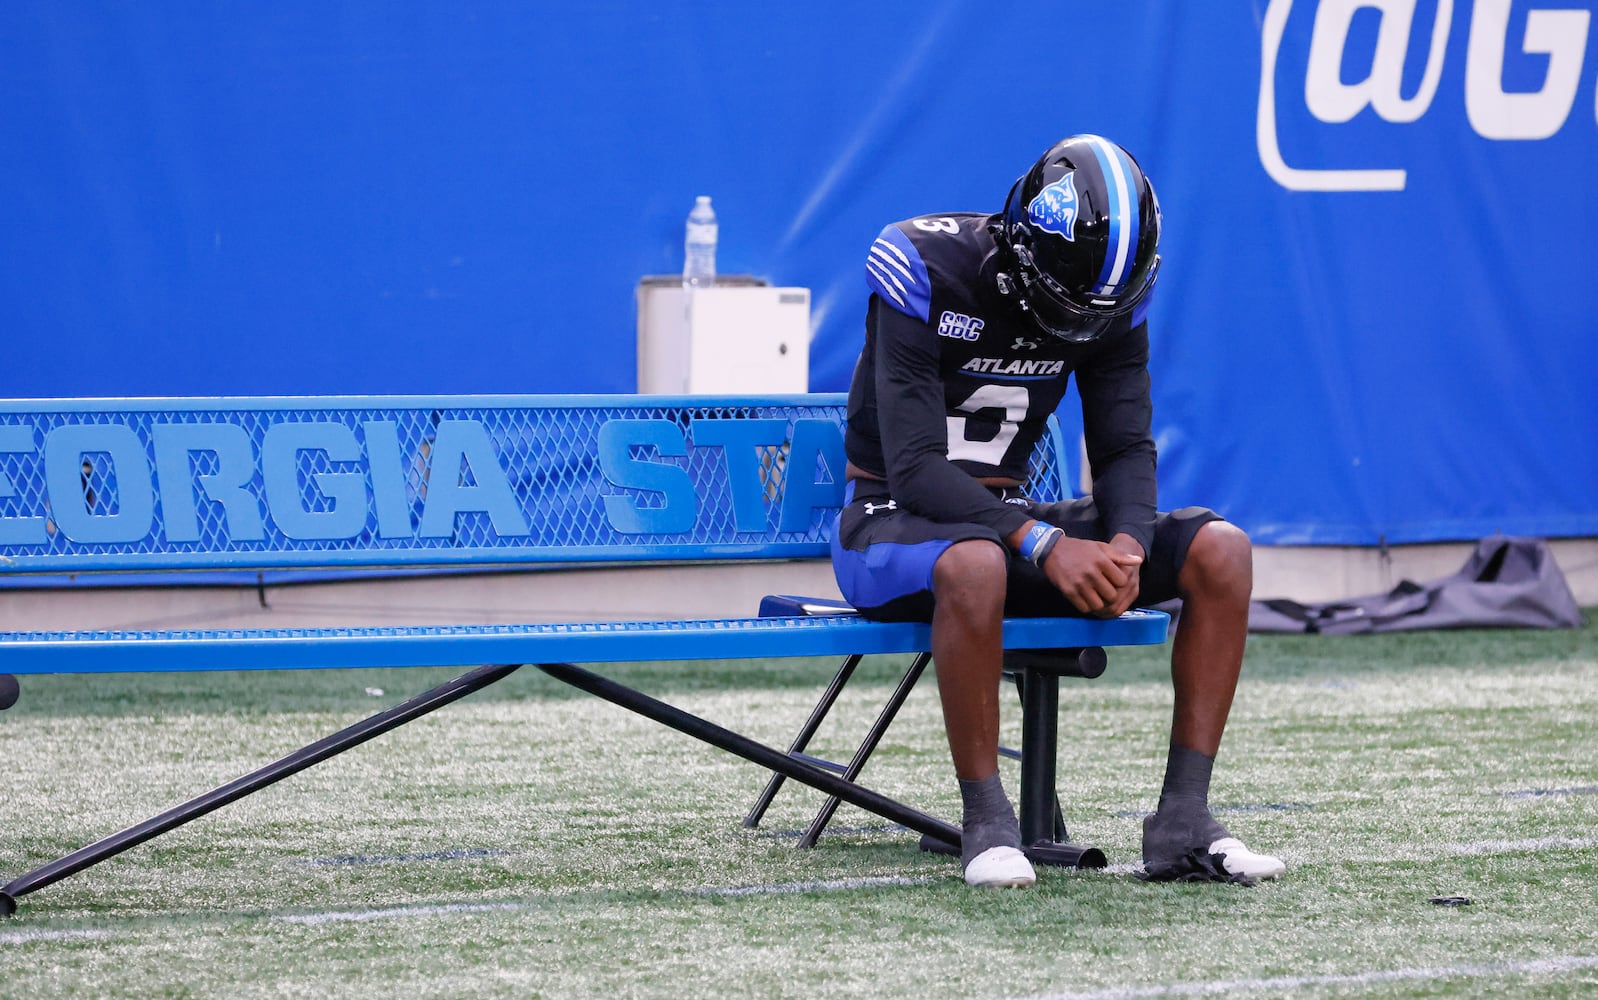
left=683, top=195, right=718, bottom=288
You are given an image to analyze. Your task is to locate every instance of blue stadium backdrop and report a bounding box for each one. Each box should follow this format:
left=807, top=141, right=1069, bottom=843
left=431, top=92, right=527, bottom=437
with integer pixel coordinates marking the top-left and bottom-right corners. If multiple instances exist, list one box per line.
left=3, top=2, right=1595, bottom=545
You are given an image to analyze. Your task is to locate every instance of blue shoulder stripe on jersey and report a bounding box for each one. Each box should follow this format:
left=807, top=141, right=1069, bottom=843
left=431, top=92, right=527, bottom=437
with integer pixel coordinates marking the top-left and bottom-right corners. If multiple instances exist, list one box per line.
left=1080, top=135, right=1140, bottom=298
left=865, top=224, right=932, bottom=323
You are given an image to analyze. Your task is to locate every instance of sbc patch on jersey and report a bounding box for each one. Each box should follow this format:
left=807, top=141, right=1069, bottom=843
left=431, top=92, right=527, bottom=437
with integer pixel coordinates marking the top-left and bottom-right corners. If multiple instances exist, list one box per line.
left=1027, top=171, right=1078, bottom=242
left=937, top=310, right=984, bottom=341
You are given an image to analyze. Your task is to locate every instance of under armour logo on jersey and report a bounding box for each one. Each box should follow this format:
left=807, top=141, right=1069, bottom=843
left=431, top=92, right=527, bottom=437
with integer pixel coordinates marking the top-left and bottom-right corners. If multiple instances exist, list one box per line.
left=863, top=500, right=898, bottom=515
left=1012, top=336, right=1042, bottom=350
left=1027, top=171, right=1079, bottom=242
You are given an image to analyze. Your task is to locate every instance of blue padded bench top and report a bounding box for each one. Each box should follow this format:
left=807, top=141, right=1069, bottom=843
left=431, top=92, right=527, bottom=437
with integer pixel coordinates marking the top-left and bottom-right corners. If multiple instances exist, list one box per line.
left=0, top=610, right=1171, bottom=675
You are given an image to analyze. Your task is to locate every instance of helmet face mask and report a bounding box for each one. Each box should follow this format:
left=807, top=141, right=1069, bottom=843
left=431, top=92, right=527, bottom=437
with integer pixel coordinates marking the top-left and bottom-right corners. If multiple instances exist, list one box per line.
left=1009, top=242, right=1161, bottom=343
left=996, top=135, right=1162, bottom=342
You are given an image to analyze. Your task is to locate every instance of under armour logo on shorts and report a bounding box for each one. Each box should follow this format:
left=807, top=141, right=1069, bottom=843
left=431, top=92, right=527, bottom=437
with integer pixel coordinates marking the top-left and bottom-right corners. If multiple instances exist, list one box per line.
left=863, top=500, right=898, bottom=515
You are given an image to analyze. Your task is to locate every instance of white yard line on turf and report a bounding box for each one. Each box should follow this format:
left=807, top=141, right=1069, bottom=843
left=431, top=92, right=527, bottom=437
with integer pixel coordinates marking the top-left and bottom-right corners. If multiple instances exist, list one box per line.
left=276, top=902, right=524, bottom=925
left=270, top=874, right=938, bottom=925
left=1105, top=834, right=1598, bottom=877
left=1024, top=955, right=1598, bottom=1000
left=1444, top=835, right=1597, bottom=855
left=0, top=928, right=112, bottom=945
left=1360, top=835, right=1598, bottom=865
left=696, top=874, right=938, bottom=896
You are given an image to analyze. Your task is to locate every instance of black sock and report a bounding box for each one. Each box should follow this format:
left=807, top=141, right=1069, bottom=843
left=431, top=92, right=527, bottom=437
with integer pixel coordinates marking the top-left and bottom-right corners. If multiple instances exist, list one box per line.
left=1148, top=744, right=1229, bottom=853
left=1158, top=743, right=1215, bottom=811
left=958, top=773, right=1021, bottom=866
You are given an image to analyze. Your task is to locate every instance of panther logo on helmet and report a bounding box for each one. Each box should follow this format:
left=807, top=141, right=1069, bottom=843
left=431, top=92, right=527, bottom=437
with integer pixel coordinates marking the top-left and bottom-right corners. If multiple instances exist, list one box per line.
left=1026, top=172, right=1079, bottom=242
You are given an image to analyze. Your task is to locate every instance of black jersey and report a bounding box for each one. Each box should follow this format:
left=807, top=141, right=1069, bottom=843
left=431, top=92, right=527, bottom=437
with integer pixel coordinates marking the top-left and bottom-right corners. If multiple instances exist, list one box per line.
left=844, top=212, right=1158, bottom=553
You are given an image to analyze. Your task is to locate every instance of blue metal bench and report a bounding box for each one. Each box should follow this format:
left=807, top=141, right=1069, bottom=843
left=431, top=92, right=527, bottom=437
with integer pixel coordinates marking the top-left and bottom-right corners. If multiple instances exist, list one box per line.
left=0, top=393, right=1168, bottom=914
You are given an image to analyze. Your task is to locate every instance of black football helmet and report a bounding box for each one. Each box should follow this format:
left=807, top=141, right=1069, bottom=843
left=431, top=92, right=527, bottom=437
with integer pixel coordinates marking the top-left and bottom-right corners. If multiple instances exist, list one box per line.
left=992, top=134, right=1162, bottom=341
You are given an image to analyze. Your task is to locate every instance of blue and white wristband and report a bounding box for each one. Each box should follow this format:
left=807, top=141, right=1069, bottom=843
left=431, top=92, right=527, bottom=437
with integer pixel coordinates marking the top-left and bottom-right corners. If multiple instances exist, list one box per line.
left=1017, top=522, right=1065, bottom=567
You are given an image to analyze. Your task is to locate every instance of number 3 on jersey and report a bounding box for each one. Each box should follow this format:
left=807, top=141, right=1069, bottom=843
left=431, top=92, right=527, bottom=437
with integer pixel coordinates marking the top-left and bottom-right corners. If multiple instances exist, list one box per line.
left=946, top=384, right=1031, bottom=466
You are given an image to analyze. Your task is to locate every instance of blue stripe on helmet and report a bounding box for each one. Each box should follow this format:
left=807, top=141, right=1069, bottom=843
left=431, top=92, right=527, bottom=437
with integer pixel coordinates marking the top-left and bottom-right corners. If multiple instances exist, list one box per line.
left=1080, top=135, right=1140, bottom=298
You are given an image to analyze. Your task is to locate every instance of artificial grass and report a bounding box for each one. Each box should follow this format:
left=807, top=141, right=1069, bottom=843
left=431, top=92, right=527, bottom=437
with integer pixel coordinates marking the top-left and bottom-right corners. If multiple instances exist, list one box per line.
left=0, top=613, right=1593, bottom=998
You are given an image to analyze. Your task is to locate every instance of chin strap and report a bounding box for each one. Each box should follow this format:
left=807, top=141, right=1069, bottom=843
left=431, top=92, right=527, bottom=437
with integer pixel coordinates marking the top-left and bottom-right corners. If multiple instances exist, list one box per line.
left=986, top=221, right=1027, bottom=307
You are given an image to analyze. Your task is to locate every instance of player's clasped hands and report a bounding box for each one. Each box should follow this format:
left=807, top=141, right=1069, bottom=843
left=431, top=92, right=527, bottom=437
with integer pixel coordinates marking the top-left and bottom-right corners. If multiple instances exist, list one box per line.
left=1042, top=535, right=1144, bottom=618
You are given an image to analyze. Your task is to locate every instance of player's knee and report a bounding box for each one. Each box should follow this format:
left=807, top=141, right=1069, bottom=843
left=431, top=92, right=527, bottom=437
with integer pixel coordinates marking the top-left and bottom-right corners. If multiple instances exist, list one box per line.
left=1180, top=520, right=1252, bottom=603
left=932, top=539, right=1008, bottom=613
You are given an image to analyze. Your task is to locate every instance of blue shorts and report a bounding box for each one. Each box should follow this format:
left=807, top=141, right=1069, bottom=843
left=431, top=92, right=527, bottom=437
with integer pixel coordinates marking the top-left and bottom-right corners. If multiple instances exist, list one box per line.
left=829, top=478, right=1220, bottom=622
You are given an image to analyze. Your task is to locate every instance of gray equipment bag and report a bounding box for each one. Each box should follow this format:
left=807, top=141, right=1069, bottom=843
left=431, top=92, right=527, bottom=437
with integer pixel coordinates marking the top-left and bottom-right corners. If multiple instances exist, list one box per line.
left=1249, top=536, right=1585, bottom=634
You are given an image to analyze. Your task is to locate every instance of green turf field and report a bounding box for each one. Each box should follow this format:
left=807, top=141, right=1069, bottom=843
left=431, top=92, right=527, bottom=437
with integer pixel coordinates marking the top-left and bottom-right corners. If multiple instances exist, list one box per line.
left=2, top=615, right=1595, bottom=998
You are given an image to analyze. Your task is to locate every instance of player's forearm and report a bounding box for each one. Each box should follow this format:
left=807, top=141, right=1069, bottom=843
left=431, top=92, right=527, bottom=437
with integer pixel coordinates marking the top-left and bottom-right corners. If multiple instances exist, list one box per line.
left=1089, top=447, right=1157, bottom=554
left=887, top=455, right=1032, bottom=537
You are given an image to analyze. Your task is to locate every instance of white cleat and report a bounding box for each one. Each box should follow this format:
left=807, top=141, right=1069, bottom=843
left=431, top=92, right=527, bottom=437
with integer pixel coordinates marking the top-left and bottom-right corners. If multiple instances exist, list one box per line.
left=1209, top=837, right=1286, bottom=881
left=963, top=846, right=1037, bottom=888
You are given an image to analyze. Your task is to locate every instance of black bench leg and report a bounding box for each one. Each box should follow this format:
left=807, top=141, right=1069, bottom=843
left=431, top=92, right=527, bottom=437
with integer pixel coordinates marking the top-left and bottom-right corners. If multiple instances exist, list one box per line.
left=1015, top=663, right=1106, bottom=870
left=1007, top=672, right=1068, bottom=841
left=742, top=652, right=865, bottom=829
left=536, top=661, right=963, bottom=850
left=0, top=662, right=521, bottom=917
left=797, top=651, right=932, bottom=848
